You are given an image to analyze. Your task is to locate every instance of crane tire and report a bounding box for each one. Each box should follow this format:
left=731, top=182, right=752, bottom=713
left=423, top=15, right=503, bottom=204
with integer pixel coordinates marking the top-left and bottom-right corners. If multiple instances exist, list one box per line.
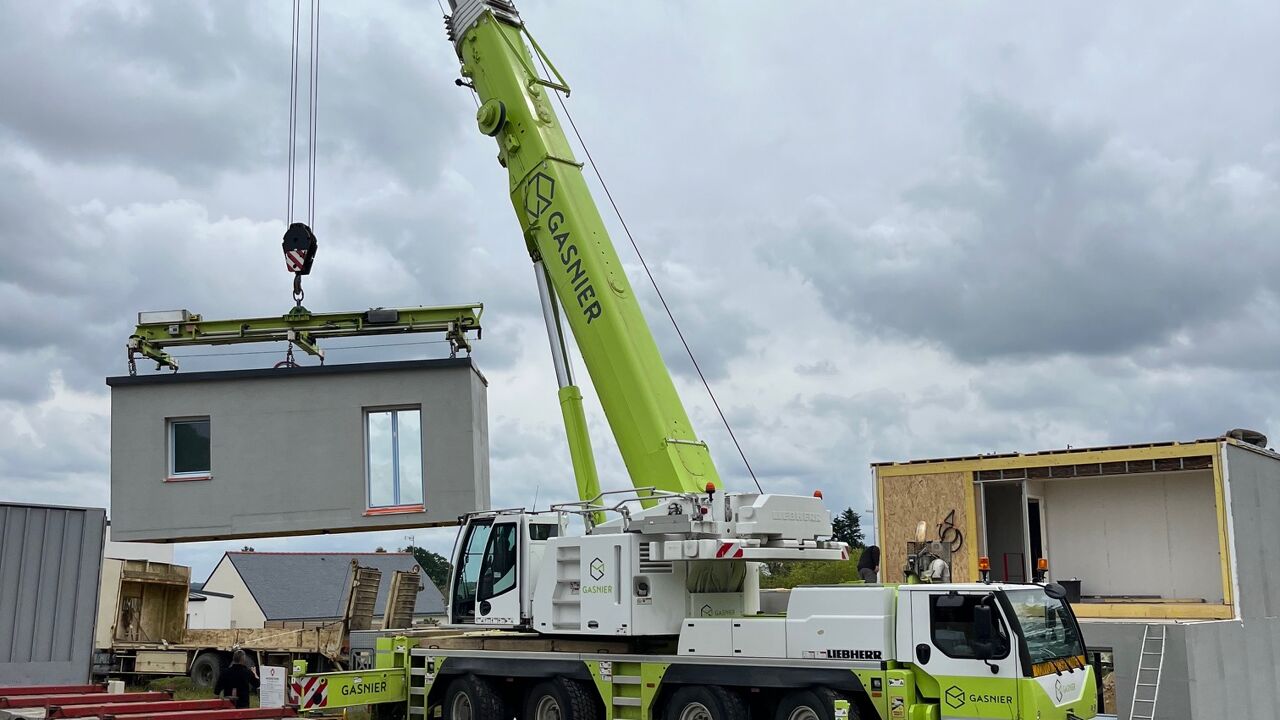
left=773, top=688, right=857, bottom=720
left=525, top=677, right=600, bottom=720
left=664, top=686, right=747, bottom=720
left=443, top=675, right=504, bottom=720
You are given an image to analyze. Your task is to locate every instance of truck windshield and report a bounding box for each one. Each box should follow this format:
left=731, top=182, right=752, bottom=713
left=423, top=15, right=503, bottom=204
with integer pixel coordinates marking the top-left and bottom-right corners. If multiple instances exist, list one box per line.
left=1002, top=588, right=1086, bottom=665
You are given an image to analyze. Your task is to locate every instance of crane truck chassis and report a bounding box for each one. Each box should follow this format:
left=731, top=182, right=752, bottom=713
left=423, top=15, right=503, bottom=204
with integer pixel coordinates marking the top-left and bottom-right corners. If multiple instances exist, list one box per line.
left=290, top=490, right=1096, bottom=720
left=280, top=1, right=1097, bottom=719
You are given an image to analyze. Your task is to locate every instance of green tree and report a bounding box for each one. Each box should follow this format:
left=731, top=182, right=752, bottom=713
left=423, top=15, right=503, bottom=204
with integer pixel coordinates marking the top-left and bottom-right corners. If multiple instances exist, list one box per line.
left=831, top=507, right=866, bottom=549
left=403, top=546, right=452, bottom=594
left=760, top=550, right=864, bottom=589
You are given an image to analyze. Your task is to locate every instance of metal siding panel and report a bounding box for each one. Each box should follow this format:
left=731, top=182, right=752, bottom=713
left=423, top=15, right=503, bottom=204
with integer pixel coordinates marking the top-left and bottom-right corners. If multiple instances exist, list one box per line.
left=52, top=510, right=81, bottom=661
left=32, top=508, right=65, bottom=662
left=0, top=507, right=29, bottom=662
left=0, top=503, right=105, bottom=684
left=14, top=507, right=45, bottom=663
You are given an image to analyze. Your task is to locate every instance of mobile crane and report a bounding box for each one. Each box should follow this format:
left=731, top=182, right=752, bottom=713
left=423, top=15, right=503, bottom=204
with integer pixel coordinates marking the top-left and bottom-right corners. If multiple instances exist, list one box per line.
left=286, top=3, right=1097, bottom=720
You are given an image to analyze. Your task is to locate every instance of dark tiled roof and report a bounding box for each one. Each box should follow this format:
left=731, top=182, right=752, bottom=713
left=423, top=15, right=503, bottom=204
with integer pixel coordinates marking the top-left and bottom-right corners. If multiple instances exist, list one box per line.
left=224, top=552, right=445, bottom=620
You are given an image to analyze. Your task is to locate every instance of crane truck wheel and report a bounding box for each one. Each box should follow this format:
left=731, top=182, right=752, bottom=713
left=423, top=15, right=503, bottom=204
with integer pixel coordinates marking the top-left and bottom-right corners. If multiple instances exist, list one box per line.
left=664, top=686, right=747, bottom=720
left=524, top=677, right=599, bottom=720
left=443, top=674, right=504, bottom=720
left=773, top=688, right=855, bottom=720
left=189, top=652, right=226, bottom=690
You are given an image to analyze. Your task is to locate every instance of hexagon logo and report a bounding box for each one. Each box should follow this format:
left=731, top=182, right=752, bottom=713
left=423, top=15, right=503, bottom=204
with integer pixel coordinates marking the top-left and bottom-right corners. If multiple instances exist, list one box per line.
left=700, top=604, right=713, bottom=617
left=589, top=557, right=605, bottom=581
left=945, top=686, right=965, bottom=710
left=524, top=172, right=555, bottom=220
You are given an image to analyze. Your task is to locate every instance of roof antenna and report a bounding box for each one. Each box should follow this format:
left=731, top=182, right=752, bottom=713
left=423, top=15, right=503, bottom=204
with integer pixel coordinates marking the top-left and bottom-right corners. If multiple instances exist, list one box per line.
left=531, top=483, right=541, bottom=511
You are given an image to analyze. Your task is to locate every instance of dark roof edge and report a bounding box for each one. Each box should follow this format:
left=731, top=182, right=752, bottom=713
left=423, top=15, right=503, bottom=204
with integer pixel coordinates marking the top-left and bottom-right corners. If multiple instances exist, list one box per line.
left=870, top=430, right=1269, bottom=466
left=191, top=589, right=235, bottom=599
left=107, top=357, right=481, bottom=387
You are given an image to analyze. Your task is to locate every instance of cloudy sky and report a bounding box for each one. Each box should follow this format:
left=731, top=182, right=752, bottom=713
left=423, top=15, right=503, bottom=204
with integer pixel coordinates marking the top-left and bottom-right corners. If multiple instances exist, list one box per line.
left=2, top=1, right=1277, bottom=580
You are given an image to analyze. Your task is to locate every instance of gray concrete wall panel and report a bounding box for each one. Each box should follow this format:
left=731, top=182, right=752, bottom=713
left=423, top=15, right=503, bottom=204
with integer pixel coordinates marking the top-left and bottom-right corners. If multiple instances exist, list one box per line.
left=1222, top=443, right=1280, bottom=619
left=0, top=503, right=105, bottom=684
left=1184, top=618, right=1280, bottom=720
left=108, top=359, right=490, bottom=542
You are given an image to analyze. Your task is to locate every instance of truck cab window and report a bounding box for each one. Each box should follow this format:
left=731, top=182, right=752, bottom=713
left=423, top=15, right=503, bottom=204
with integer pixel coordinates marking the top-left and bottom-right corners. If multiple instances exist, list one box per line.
left=930, top=594, right=1010, bottom=660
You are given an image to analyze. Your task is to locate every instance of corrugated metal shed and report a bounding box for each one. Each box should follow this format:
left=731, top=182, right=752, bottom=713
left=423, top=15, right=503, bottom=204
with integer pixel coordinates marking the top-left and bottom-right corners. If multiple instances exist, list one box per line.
left=0, top=502, right=106, bottom=684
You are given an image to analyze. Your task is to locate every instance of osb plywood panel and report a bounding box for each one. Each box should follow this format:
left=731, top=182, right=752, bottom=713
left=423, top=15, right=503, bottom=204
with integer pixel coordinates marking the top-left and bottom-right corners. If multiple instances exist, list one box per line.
left=879, top=471, right=975, bottom=583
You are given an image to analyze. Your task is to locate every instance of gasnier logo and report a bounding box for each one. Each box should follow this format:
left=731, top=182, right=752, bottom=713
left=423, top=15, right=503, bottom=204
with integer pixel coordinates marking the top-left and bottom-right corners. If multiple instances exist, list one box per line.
left=589, top=557, right=605, bottom=580
left=945, top=686, right=965, bottom=709
left=525, top=172, right=555, bottom=219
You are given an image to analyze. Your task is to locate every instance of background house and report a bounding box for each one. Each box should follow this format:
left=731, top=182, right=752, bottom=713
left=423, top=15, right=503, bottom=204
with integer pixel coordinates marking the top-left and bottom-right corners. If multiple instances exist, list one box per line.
left=186, top=585, right=234, bottom=629
left=201, top=551, right=446, bottom=628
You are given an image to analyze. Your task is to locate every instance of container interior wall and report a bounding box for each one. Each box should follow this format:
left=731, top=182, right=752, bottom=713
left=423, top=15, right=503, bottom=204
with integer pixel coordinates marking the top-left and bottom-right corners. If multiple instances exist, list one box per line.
left=1040, top=470, right=1220, bottom=602
left=116, top=582, right=187, bottom=643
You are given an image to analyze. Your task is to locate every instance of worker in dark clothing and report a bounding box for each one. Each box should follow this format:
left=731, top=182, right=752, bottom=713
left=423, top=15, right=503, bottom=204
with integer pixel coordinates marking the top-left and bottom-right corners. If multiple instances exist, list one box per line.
left=213, top=649, right=260, bottom=709
left=858, top=545, right=881, bottom=583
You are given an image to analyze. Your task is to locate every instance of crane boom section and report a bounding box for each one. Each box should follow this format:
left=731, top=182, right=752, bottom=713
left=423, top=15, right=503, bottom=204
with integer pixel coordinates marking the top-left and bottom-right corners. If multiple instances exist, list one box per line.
left=449, top=5, right=720, bottom=496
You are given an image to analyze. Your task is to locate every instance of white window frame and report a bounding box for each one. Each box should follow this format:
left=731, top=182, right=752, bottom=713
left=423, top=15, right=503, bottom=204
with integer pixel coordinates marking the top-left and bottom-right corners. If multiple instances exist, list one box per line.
left=364, top=406, right=424, bottom=510
left=167, top=416, right=211, bottom=479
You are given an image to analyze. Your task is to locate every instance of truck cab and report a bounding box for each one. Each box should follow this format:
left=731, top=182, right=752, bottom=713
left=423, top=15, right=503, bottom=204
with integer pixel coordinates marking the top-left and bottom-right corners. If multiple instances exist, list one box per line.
left=899, top=583, right=1096, bottom=719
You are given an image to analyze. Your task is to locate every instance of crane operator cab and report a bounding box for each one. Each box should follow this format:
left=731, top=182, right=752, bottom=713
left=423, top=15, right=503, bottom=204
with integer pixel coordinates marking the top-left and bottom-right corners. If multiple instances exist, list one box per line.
left=448, top=511, right=562, bottom=627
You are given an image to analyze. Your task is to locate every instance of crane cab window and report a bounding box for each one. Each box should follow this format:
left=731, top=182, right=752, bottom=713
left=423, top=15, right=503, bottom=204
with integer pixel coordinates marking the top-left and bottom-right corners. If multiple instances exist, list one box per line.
left=168, top=417, right=211, bottom=479
left=451, top=520, right=493, bottom=622
left=930, top=594, right=1011, bottom=660
left=365, top=407, right=423, bottom=510
left=478, top=523, right=518, bottom=599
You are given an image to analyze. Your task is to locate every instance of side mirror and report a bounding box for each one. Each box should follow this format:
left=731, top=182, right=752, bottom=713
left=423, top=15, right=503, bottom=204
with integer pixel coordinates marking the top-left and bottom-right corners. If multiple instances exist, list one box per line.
left=972, top=605, right=997, bottom=668
left=1044, top=582, right=1068, bottom=601
left=915, top=643, right=931, bottom=664
left=974, top=605, right=994, bottom=644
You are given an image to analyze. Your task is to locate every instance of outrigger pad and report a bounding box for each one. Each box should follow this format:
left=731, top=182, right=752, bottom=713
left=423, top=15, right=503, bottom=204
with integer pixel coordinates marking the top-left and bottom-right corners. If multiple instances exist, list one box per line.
left=282, top=222, right=318, bottom=275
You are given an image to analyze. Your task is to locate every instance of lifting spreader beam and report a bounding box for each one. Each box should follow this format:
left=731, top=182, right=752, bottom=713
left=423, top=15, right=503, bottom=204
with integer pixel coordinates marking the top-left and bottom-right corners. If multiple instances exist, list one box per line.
left=127, top=303, right=483, bottom=373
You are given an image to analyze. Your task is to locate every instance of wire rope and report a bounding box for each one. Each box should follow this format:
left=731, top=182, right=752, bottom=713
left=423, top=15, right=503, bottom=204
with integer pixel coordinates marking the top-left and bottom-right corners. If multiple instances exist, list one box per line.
left=286, top=0, right=301, bottom=222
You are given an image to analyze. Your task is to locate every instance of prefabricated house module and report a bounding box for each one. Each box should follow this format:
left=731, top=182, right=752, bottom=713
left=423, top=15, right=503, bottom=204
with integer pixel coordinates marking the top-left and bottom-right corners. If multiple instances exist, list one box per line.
left=107, top=358, right=490, bottom=542
left=873, top=432, right=1280, bottom=719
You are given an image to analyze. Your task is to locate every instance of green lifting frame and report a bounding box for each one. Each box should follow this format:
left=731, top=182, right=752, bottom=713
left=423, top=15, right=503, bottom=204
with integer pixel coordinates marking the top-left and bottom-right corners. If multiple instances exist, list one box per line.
left=126, top=303, right=483, bottom=373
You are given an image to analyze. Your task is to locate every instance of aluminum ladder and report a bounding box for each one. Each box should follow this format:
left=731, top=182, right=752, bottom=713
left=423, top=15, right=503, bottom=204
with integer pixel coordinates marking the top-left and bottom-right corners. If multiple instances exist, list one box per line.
left=1129, top=624, right=1166, bottom=720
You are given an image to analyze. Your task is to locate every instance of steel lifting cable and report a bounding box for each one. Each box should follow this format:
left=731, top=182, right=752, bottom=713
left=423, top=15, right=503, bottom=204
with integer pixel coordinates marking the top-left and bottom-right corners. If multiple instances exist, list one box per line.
left=286, top=0, right=301, bottom=223
left=533, top=56, right=764, bottom=494
left=306, top=0, right=320, bottom=228
left=283, top=0, right=321, bottom=314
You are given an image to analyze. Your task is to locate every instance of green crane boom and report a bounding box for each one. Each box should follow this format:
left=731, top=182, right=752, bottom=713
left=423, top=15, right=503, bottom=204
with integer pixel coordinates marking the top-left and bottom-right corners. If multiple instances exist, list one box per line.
left=446, top=0, right=721, bottom=500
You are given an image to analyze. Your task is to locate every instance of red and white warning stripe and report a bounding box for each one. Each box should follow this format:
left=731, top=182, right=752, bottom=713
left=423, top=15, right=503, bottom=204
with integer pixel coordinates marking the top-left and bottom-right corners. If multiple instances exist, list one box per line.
left=715, top=541, right=744, bottom=559
left=285, top=250, right=307, bottom=272
left=290, top=676, right=329, bottom=709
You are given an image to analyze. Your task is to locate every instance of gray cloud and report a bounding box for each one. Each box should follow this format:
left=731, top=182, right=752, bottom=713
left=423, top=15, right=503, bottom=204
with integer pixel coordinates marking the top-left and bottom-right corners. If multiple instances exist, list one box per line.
left=772, top=96, right=1280, bottom=364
